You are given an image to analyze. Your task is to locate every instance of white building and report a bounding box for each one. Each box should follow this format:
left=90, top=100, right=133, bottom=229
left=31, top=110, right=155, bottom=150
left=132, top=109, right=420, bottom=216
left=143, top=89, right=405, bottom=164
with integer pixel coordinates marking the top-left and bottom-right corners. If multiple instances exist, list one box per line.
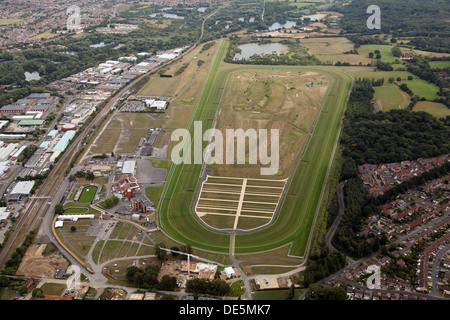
left=224, top=266, right=236, bottom=278
left=10, top=180, right=35, bottom=195
left=150, top=100, right=167, bottom=111
left=122, top=160, right=136, bottom=174
left=0, top=207, right=10, bottom=222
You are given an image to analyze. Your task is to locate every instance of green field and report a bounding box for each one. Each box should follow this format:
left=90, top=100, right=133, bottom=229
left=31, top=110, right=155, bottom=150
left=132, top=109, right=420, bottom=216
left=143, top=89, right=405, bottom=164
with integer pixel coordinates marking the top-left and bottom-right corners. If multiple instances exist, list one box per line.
left=413, top=101, right=450, bottom=118
left=155, top=39, right=352, bottom=257
left=374, top=84, right=410, bottom=111
left=429, top=61, right=450, bottom=69
left=357, top=44, right=407, bottom=64
left=78, top=186, right=98, bottom=204
left=398, top=78, right=440, bottom=100
left=0, top=18, right=24, bottom=25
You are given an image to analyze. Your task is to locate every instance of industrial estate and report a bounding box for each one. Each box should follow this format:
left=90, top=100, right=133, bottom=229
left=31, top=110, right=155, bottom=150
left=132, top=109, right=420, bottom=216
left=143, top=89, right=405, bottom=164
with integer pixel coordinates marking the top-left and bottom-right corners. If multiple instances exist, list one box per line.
left=0, top=0, right=449, bottom=305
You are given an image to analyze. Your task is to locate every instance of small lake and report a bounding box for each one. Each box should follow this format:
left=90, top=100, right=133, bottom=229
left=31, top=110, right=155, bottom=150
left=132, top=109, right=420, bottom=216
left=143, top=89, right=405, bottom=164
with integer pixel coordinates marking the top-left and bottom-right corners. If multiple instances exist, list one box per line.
left=233, top=42, right=288, bottom=60
left=150, top=13, right=184, bottom=19
left=302, top=14, right=326, bottom=21
left=268, top=21, right=296, bottom=31
left=24, top=71, right=41, bottom=82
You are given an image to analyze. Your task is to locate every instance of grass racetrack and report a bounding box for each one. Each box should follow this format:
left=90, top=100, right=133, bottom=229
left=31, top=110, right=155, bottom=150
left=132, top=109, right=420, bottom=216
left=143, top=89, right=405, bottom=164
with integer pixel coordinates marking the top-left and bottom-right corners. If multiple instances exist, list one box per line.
left=156, top=39, right=353, bottom=257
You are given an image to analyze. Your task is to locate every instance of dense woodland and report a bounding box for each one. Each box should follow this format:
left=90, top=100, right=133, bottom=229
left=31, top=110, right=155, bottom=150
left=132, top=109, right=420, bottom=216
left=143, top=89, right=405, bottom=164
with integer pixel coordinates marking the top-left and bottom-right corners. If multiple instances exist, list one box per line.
left=340, top=80, right=450, bottom=165
left=335, top=0, right=450, bottom=52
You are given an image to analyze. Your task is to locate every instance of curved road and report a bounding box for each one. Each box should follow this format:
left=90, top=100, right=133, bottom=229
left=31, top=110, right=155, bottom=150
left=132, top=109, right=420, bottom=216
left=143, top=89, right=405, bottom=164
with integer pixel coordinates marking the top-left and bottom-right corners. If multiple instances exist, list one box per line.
left=431, top=243, right=450, bottom=297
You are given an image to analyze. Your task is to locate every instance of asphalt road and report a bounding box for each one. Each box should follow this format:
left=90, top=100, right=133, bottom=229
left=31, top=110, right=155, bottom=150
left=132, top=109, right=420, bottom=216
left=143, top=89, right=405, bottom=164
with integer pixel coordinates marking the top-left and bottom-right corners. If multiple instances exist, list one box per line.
left=431, top=243, right=450, bottom=297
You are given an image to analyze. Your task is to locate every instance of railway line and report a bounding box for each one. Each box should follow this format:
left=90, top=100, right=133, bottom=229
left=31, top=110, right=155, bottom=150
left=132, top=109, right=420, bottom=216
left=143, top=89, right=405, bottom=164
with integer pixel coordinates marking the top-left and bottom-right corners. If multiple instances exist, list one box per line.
left=0, top=10, right=217, bottom=269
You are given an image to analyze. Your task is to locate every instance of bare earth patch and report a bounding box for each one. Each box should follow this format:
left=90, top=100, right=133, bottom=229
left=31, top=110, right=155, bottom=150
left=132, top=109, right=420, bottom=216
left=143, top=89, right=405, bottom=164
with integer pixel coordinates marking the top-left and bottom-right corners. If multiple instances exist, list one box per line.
left=16, top=244, right=70, bottom=278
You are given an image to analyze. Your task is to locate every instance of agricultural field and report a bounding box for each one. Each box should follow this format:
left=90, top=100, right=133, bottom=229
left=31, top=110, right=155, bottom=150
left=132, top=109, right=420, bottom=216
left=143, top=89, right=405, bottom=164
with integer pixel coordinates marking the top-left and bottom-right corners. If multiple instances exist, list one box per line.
left=373, top=84, right=410, bottom=111
left=348, top=69, right=414, bottom=81
left=348, top=68, right=440, bottom=104
left=397, top=78, right=440, bottom=100
left=429, top=61, right=450, bottom=69
left=413, top=101, right=450, bottom=119
left=300, top=37, right=371, bottom=65
left=156, top=38, right=353, bottom=257
left=357, top=44, right=407, bottom=64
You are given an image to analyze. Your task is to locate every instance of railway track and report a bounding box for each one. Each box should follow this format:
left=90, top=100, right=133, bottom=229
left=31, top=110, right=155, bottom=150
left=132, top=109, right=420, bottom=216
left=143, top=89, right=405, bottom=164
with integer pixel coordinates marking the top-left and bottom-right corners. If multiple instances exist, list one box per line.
left=0, top=10, right=217, bottom=268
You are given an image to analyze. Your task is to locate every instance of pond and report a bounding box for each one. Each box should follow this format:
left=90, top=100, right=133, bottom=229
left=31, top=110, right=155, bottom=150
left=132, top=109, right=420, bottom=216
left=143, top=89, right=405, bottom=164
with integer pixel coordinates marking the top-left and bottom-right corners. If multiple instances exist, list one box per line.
left=268, top=21, right=296, bottom=31
left=24, top=71, right=41, bottom=82
left=302, top=14, right=326, bottom=21
left=149, top=13, right=184, bottom=19
left=233, top=42, right=288, bottom=60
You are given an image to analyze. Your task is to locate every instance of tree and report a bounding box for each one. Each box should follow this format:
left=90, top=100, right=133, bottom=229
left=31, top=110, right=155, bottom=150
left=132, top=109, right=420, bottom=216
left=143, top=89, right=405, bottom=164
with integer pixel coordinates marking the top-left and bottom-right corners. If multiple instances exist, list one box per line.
left=171, top=246, right=180, bottom=256
left=54, top=203, right=64, bottom=215
left=0, top=275, right=10, bottom=287
left=85, top=172, right=95, bottom=181
left=285, top=283, right=295, bottom=300
left=155, top=243, right=167, bottom=261
left=391, top=46, right=401, bottom=57
left=70, top=226, right=77, bottom=232
left=18, top=285, right=28, bottom=295
left=157, top=275, right=177, bottom=291
left=32, top=288, right=44, bottom=298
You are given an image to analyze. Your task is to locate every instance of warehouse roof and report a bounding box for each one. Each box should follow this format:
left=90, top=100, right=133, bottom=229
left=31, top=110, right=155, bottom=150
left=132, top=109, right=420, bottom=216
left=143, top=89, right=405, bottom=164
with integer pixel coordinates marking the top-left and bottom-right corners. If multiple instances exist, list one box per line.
left=0, top=104, right=27, bottom=111
left=11, top=181, right=35, bottom=195
left=18, top=120, right=45, bottom=126
left=28, top=93, right=51, bottom=99
left=122, top=160, right=136, bottom=174
left=52, top=130, right=76, bottom=152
